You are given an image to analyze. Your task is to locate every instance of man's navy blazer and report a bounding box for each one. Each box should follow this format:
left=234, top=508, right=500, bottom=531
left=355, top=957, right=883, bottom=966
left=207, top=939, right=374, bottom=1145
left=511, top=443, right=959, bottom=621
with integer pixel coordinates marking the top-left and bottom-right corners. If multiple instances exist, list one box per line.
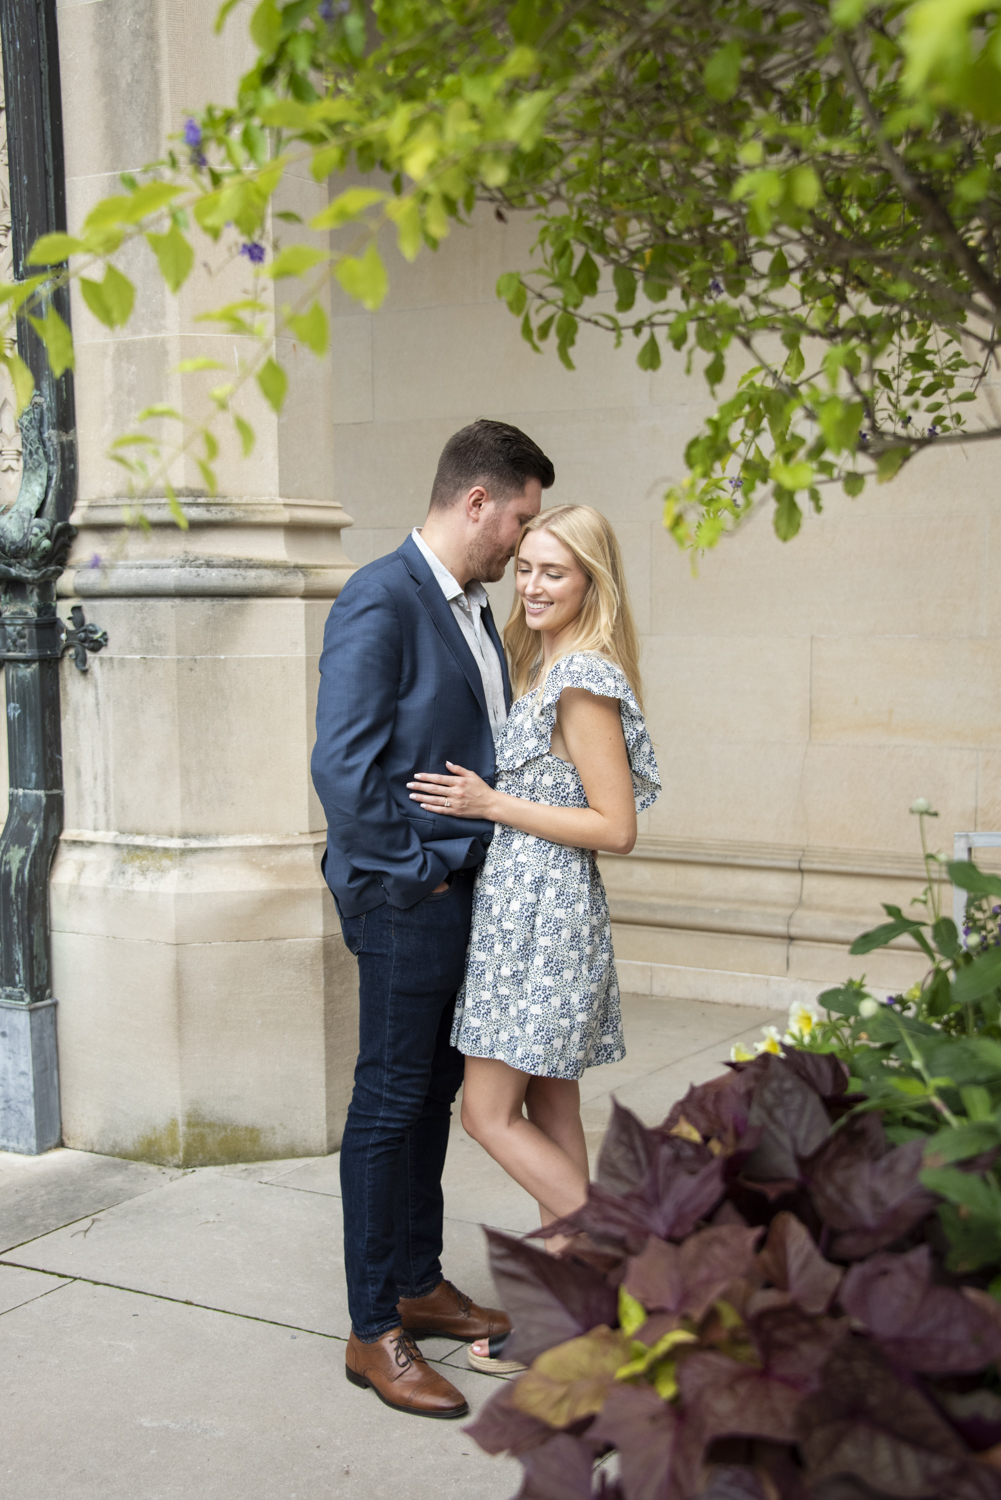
left=311, top=534, right=512, bottom=917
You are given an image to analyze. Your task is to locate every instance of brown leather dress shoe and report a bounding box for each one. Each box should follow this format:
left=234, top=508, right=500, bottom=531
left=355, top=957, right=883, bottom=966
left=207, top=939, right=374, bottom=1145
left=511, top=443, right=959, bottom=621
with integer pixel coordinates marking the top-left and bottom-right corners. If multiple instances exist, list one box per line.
left=345, top=1327, right=468, bottom=1419
left=397, top=1278, right=512, bottom=1343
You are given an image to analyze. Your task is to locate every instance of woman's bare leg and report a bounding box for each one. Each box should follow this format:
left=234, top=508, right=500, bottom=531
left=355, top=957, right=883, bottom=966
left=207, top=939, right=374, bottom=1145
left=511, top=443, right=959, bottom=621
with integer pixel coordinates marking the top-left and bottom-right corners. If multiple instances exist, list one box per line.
left=461, top=1057, right=589, bottom=1215
left=463, top=1060, right=589, bottom=1358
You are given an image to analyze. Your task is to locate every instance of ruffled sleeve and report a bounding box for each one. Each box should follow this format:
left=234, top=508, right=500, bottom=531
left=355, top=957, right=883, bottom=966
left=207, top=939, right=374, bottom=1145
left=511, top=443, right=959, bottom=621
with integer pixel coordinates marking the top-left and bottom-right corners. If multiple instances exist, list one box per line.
left=499, top=651, right=661, bottom=812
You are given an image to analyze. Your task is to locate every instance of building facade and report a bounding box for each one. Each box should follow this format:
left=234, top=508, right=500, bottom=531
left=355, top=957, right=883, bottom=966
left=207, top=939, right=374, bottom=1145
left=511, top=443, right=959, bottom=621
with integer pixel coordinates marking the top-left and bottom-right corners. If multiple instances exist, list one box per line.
left=1, top=0, right=997, bottom=1161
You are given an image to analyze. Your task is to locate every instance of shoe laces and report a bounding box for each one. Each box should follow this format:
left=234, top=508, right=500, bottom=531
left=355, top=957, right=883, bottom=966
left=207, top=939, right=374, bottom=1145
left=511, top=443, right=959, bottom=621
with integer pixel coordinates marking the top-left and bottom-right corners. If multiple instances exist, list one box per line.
left=443, top=1280, right=472, bottom=1318
left=391, top=1330, right=423, bottom=1370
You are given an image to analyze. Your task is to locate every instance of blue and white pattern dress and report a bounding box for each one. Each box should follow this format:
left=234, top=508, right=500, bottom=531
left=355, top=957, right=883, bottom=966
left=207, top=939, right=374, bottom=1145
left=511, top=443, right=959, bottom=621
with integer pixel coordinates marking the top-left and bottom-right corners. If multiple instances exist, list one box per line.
left=451, top=652, right=661, bottom=1080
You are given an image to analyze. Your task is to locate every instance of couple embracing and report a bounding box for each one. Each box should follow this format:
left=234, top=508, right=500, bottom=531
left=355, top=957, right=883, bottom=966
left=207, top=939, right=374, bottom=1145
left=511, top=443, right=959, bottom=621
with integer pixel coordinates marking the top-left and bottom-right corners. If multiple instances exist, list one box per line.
left=311, top=419, right=661, bottom=1419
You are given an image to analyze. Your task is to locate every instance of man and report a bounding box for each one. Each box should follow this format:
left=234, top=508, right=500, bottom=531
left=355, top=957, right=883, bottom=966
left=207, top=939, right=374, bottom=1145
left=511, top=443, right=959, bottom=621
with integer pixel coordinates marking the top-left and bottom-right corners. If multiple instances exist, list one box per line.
left=312, top=418, right=555, bottom=1418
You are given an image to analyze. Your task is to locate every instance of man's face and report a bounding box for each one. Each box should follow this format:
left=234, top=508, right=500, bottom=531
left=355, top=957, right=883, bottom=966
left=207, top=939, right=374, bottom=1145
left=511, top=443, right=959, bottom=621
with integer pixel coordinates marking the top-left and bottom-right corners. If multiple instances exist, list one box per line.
left=467, top=478, right=543, bottom=583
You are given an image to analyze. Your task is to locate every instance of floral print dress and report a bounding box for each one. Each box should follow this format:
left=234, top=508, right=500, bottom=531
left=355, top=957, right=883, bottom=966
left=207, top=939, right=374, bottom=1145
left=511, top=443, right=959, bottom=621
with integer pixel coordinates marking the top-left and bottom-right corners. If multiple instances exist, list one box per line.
left=451, top=652, right=661, bottom=1080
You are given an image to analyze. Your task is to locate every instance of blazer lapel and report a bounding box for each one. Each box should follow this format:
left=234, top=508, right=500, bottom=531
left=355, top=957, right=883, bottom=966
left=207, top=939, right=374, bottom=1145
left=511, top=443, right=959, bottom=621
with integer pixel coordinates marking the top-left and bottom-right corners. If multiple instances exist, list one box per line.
left=399, top=537, right=491, bottom=721
left=482, top=601, right=512, bottom=710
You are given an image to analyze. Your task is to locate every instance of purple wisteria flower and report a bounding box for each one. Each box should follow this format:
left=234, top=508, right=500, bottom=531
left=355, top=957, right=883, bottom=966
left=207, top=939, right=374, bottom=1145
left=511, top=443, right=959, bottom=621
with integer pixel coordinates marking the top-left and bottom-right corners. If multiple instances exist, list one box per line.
left=183, top=118, right=203, bottom=150
left=707, top=278, right=724, bottom=299
left=927, top=424, right=939, bottom=437
left=87, top=552, right=102, bottom=570
left=319, top=0, right=349, bottom=18
left=240, top=241, right=266, bottom=265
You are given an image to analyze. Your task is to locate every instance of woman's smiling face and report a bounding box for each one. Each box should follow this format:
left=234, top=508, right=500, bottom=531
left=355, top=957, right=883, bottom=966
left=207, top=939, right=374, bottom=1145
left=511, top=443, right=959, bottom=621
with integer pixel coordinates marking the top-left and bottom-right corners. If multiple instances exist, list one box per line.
left=515, top=527, right=590, bottom=636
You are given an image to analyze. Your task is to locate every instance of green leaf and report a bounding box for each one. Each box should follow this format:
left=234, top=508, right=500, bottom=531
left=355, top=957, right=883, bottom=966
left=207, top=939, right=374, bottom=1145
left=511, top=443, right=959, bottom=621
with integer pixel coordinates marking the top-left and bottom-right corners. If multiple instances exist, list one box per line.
left=163, top=481, right=189, bottom=531
left=574, top=251, right=599, bottom=298
left=637, top=332, right=662, bottom=371
left=818, top=983, right=865, bottom=1017
left=256, top=357, right=288, bottom=413
left=704, top=41, right=742, bottom=102
left=250, top=0, right=282, bottom=52
left=771, top=459, right=813, bottom=489
left=80, top=264, right=135, bottom=328
left=386, top=197, right=422, bottom=262
left=819, top=397, right=864, bottom=454
left=933, top=916, right=961, bottom=959
left=497, top=271, right=528, bottom=316
left=146, top=222, right=195, bottom=292
left=214, top=0, right=243, bottom=33
left=953, top=947, right=1001, bottom=1006
left=311, top=187, right=386, bottom=231
left=233, top=413, right=255, bottom=457
left=266, top=245, right=329, bottom=279
left=334, top=242, right=388, bottom=311
left=613, top=265, right=636, bottom=312
left=137, top=404, right=184, bottom=422
left=287, top=300, right=329, bottom=355
left=27, top=308, right=74, bottom=377
left=773, top=491, right=802, bottom=541
left=850, top=916, right=935, bottom=960
left=788, top=165, right=821, bottom=209
left=876, top=446, right=909, bottom=483
left=922, top=1165, right=1001, bottom=1221
left=618, top=1285, right=646, bottom=1338
left=949, top=861, right=1001, bottom=899
left=5, top=351, right=34, bottom=415
left=25, top=232, right=84, bottom=265
left=924, top=1121, right=1001, bottom=1166
left=843, top=472, right=865, bottom=497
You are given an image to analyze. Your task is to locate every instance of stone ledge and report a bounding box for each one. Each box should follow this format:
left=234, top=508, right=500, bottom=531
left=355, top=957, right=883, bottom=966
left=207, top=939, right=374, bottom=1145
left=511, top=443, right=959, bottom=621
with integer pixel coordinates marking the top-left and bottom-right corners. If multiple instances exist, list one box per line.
left=616, top=959, right=829, bottom=1011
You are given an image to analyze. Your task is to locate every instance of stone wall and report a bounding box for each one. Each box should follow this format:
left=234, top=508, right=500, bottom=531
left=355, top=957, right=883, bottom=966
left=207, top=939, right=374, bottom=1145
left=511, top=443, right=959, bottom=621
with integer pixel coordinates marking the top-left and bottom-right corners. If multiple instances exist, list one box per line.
left=43, top=0, right=356, bottom=1165
left=327, top=205, right=1001, bottom=1005
left=3, top=3, right=996, bottom=1161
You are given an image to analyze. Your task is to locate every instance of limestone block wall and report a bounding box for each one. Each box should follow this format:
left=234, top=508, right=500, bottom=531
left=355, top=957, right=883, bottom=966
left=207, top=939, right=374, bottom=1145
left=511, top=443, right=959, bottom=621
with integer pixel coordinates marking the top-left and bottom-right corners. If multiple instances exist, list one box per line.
left=328, top=205, right=1001, bottom=1002
left=44, top=0, right=358, bottom=1165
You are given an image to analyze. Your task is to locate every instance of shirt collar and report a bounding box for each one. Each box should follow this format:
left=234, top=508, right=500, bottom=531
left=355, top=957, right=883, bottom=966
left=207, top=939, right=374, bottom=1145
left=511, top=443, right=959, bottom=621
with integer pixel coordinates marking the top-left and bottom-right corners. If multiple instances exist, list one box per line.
left=411, top=528, right=488, bottom=610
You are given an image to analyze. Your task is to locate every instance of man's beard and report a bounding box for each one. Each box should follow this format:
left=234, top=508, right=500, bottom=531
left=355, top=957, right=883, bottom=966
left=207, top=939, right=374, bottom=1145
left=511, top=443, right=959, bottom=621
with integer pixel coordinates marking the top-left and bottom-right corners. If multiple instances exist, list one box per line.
left=467, top=527, right=512, bottom=583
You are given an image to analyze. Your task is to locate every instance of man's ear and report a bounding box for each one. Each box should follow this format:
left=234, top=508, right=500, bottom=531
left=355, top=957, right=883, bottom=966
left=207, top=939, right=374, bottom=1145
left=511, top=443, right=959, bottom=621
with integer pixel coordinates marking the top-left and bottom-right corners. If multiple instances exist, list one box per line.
left=465, top=485, right=489, bottom=521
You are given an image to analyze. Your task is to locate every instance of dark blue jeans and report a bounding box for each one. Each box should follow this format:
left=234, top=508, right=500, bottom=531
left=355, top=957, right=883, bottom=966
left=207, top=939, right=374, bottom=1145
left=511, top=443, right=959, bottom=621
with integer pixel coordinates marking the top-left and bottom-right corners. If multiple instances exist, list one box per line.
left=338, top=868, right=474, bottom=1340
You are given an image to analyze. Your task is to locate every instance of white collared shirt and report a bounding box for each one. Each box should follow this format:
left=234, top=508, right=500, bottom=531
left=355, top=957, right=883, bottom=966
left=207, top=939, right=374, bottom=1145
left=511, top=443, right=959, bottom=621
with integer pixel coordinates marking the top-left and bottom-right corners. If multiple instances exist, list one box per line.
left=411, top=528, right=508, bottom=739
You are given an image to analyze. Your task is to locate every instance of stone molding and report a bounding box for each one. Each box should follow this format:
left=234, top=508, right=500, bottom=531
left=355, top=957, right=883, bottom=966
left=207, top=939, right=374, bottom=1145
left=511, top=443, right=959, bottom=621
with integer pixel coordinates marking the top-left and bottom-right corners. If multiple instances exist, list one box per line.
left=601, top=834, right=933, bottom=976
left=61, top=495, right=356, bottom=599
left=615, top=959, right=829, bottom=1010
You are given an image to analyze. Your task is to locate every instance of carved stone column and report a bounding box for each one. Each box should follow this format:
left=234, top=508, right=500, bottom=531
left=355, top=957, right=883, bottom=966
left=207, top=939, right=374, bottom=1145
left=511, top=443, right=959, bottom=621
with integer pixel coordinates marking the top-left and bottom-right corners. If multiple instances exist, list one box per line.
left=47, top=1, right=357, bottom=1165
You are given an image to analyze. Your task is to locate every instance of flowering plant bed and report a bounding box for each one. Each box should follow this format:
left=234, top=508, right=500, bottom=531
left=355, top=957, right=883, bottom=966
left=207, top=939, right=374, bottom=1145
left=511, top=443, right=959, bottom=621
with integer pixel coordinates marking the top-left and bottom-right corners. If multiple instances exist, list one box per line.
left=470, top=834, right=1001, bottom=1498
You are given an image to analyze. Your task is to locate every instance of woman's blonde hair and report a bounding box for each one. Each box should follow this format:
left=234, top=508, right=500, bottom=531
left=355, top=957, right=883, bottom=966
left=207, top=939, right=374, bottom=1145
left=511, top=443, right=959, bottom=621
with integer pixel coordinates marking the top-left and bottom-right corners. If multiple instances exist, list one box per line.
left=503, top=505, right=643, bottom=708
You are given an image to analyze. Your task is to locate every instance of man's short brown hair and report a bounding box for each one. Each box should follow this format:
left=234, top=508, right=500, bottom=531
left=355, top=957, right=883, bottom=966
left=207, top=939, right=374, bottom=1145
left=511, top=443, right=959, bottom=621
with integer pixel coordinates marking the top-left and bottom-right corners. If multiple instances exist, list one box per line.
left=429, top=418, right=555, bottom=510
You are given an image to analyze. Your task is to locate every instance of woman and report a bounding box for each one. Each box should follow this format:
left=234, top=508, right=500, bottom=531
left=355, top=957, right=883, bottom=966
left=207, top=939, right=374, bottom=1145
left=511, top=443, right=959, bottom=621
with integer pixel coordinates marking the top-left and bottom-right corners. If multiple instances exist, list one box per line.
left=406, top=505, right=660, bottom=1370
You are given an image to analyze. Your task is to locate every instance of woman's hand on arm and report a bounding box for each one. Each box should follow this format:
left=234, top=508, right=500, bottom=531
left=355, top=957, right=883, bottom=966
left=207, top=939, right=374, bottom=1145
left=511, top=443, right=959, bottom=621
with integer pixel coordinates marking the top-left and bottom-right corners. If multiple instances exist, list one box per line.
left=407, top=763, right=501, bottom=822
left=407, top=688, right=636, bottom=856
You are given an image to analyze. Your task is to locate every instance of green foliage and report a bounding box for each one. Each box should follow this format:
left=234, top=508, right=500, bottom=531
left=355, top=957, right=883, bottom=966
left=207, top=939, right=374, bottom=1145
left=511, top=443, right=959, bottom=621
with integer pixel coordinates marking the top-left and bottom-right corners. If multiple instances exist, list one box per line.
left=792, top=805, right=1001, bottom=1276
left=10, top=0, right=1001, bottom=535
left=27, top=309, right=74, bottom=378
left=145, top=224, right=195, bottom=292
left=80, top=264, right=135, bottom=328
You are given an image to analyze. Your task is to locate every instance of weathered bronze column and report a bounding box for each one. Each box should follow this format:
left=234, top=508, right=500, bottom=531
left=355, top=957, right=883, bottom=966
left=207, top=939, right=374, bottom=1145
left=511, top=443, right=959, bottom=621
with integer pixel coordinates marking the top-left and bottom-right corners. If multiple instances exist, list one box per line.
left=0, top=0, right=77, bottom=1153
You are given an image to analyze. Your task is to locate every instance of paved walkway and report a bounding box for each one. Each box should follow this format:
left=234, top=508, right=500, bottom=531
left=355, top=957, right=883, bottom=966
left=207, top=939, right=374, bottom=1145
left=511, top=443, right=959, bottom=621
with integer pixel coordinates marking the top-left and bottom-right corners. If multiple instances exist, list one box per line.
left=0, top=994, right=781, bottom=1500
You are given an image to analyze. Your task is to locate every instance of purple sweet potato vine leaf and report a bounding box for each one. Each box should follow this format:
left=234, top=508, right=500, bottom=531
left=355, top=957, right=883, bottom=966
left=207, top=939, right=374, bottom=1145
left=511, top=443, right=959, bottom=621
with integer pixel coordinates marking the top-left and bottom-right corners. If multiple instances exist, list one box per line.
left=471, top=1051, right=1001, bottom=1500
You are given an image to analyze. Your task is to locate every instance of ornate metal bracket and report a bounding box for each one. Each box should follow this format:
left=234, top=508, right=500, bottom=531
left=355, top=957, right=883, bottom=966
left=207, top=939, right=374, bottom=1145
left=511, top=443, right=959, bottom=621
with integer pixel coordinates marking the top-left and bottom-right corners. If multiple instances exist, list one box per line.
left=0, top=604, right=107, bottom=671
left=60, top=605, right=107, bottom=671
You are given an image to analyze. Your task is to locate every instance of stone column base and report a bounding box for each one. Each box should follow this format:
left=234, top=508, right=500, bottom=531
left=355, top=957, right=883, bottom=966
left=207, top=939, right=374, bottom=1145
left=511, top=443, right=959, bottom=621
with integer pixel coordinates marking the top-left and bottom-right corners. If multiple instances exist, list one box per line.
left=0, top=996, right=60, bottom=1154
left=50, top=832, right=356, bottom=1166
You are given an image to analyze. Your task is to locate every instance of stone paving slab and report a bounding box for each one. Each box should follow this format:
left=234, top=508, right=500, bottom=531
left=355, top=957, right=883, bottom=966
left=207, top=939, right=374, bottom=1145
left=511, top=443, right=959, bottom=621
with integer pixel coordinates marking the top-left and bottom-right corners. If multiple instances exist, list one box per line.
left=0, top=1278, right=519, bottom=1500
left=7, top=1168, right=512, bottom=1342
left=0, top=1147, right=181, bottom=1253
left=0, top=993, right=785, bottom=1500
left=0, top=1263, right=71, bottom=1315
